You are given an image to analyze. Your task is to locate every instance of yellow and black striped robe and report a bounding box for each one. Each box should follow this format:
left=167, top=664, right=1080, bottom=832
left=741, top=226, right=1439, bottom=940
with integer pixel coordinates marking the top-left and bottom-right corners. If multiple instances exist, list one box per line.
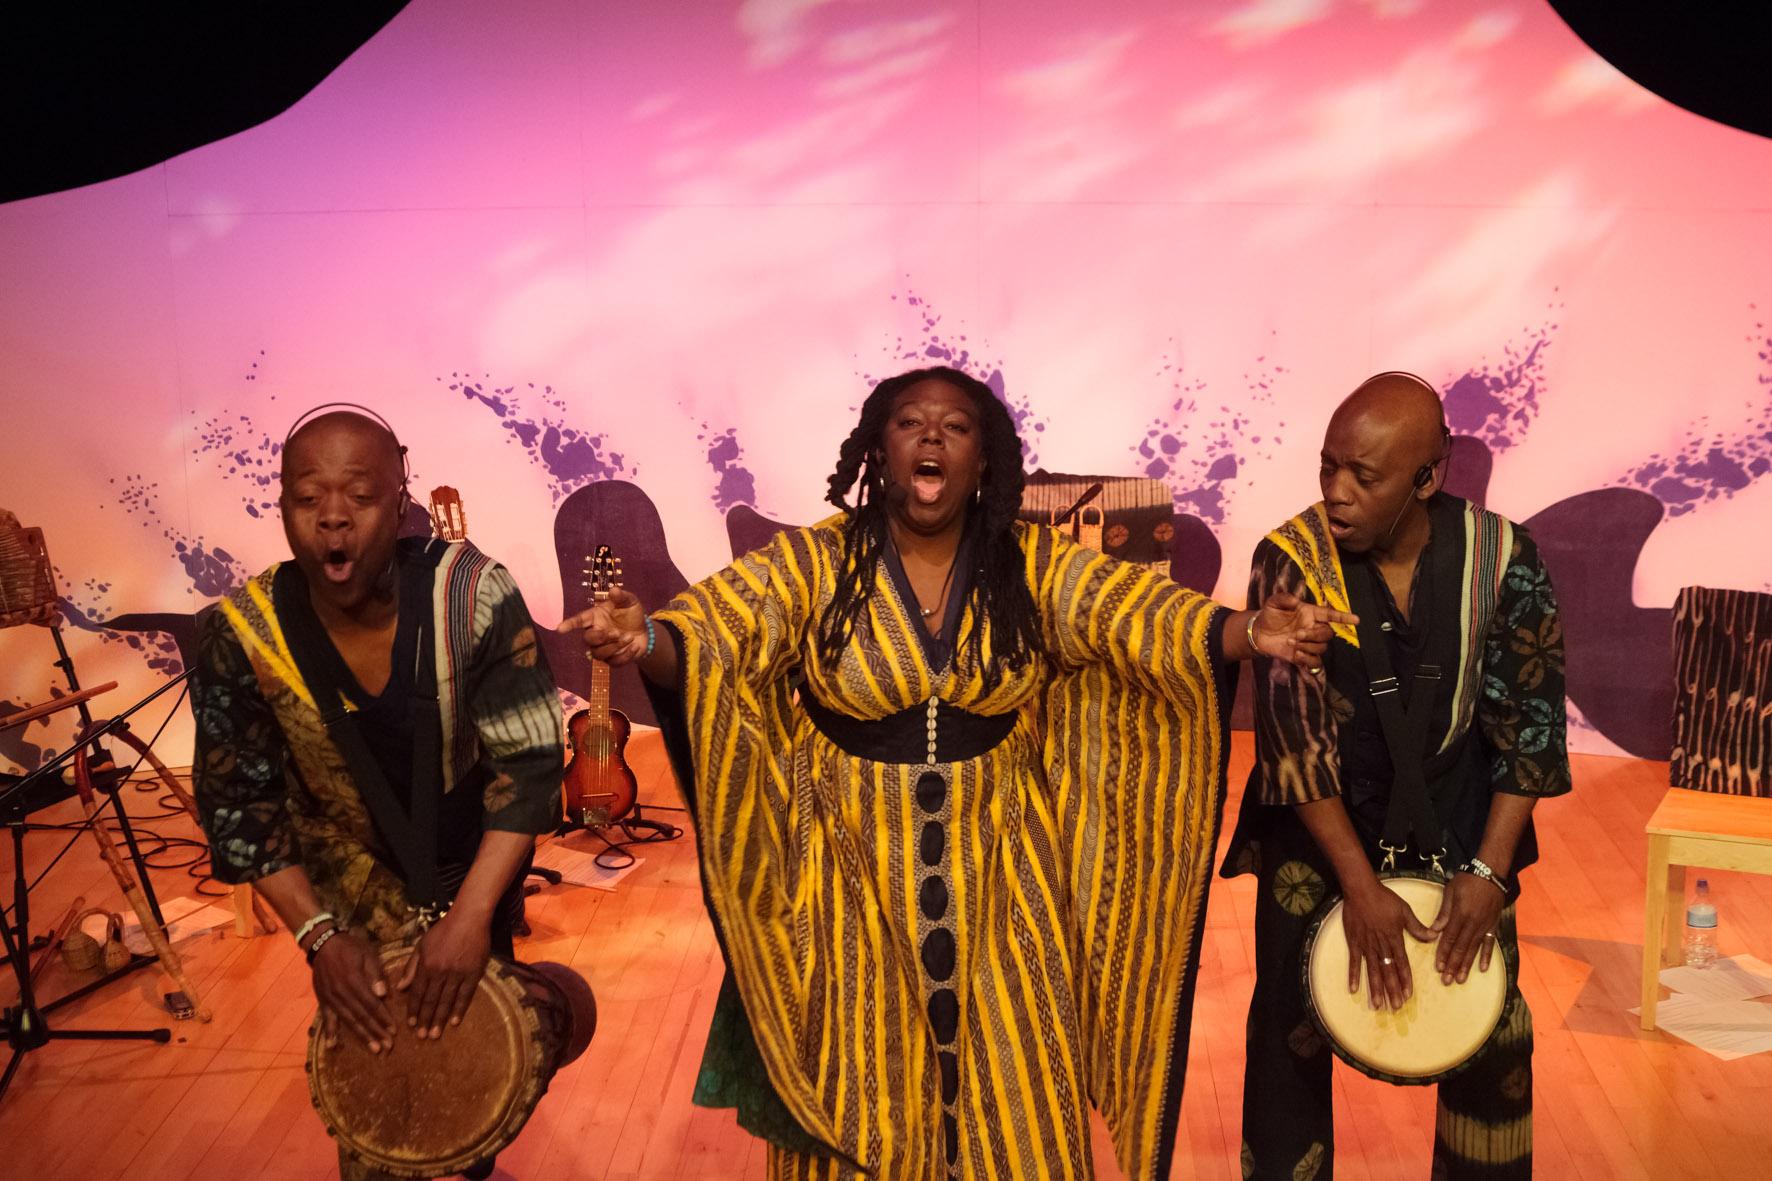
left=654, top=518, right=1232, bottom=1181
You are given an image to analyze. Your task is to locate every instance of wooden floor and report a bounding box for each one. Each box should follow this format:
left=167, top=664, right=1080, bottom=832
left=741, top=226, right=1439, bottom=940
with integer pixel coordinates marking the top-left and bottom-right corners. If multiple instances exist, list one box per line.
left=4, top=732, right=1771, bottom=1179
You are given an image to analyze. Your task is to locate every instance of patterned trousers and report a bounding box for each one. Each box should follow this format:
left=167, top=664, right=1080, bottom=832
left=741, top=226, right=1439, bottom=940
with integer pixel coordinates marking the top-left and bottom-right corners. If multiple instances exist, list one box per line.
left=1239, top=816, right=1533, bottom=1181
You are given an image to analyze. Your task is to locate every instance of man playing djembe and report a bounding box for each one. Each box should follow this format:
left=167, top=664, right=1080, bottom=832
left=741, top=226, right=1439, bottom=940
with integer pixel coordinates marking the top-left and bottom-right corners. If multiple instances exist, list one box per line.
left=1223, top=373, right=1572, bottom=1180
left=192, top=407, right=565, bottom=1179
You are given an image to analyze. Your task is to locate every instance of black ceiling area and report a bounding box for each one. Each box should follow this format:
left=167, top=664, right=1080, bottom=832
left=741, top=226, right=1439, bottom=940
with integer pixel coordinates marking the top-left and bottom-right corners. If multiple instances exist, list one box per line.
left=1, top=4, right=409, bottom=204
left=1, top=4, right=1767, bottom=208
left=1547, top=2, right=1772, bottom=140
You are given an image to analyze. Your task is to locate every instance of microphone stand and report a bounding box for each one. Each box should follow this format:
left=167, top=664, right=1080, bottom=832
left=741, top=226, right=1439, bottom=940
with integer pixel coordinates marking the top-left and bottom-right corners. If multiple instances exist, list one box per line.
left=0, top=670, right=191, bottom=1104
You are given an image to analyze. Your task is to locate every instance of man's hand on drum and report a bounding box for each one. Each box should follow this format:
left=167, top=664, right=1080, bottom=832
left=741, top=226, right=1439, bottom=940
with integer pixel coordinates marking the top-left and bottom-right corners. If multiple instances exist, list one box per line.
left=1431, top=872, right=1505, bottom=985
left=558, top=587, right=648, bottom=666
left=1250, top=591, right=1357, bottom=673
left=397, top=909, right=492, bottom=1039
left=312, top=929, right=397, bottom=1052
left=1341, top=877, right=1436, bottom=1011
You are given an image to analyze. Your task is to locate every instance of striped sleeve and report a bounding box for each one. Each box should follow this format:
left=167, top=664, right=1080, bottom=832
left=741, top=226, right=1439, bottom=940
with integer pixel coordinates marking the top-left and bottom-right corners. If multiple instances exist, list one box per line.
left=651, top=525, right=851, bottom=1158
left=466, top=564, right=566, bottom=834
left=1031, top=526, right=1229, bottom=1180
left=1247, top=537, right=1345, bottom=806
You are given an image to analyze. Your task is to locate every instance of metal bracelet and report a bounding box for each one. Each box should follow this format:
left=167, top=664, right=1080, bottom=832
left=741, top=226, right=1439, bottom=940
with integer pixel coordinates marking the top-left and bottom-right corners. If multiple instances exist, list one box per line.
left=1244, top=612, right=1260, bottom=658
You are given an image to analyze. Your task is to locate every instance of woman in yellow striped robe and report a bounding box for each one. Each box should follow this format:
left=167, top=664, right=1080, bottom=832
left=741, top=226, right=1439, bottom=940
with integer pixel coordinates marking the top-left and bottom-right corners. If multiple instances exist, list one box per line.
left=565, top=367, right=1347, bottom=1181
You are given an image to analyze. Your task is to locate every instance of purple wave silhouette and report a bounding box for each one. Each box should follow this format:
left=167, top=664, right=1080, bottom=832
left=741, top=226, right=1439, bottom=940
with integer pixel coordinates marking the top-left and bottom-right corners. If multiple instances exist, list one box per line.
left=544, top=480, right=690, bottom=728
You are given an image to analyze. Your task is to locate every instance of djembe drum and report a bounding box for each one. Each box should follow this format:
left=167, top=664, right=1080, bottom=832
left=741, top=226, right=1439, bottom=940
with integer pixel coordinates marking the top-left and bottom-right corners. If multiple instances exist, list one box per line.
left=1302, top=872, right=1510, bottom=1084
left=307, top=948, right=596, bottom=1177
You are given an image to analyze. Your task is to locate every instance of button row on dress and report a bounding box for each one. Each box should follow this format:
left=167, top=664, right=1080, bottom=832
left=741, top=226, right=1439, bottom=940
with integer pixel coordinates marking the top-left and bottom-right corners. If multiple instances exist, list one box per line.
left=926, top=695, right=939, bottom=765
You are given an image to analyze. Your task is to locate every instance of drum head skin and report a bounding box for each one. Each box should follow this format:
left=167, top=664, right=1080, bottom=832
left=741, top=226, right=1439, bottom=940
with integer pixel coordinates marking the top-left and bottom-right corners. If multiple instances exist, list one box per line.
left=307, top=951, right=544, bottom=1178
left=1305, top=876, right=1508, bottom=1083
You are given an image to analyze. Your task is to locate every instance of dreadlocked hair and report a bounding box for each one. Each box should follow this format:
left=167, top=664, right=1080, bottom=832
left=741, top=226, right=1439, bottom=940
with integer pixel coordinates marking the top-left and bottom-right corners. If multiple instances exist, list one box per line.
left=816, top=365, right=1044, bottom=691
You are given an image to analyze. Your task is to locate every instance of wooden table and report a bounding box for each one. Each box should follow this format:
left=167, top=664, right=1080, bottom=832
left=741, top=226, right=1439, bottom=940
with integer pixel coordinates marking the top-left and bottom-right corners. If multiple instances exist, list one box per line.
left=1641, top=786, right=1772, bottom=1030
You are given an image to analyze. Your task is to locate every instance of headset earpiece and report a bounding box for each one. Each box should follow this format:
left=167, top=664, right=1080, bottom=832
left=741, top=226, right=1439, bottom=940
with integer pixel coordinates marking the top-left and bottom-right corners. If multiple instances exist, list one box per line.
left=1412, top=425, right=1452, bottom=491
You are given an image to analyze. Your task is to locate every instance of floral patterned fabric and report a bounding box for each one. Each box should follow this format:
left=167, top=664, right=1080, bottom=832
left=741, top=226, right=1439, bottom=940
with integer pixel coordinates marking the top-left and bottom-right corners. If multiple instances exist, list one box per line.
left=192, top=540, right=563, bottom=943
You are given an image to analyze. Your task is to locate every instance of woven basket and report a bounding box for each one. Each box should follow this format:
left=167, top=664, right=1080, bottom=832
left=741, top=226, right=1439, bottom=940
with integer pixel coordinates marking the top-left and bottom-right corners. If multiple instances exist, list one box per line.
left=62, top=908, right=126, bottom=972
left=0, top=523, right=59, bottom=629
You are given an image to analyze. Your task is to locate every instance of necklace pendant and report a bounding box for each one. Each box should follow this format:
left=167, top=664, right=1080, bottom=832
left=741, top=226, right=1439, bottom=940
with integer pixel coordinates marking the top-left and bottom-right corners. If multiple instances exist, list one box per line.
left=921, top=606, right=935, bottom=616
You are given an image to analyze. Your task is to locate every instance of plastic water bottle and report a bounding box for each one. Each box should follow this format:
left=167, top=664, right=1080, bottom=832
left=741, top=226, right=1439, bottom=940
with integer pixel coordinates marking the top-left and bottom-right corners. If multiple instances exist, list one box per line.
left=1684, top=878, right=1719, bottom=969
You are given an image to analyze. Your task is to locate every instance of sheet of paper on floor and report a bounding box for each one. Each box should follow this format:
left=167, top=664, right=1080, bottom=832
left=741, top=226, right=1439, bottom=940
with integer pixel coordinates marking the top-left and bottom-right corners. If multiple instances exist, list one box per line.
left=534, top=838, right=643, bottom=891
left=1659, top=954, right=1772, bottom=1004
left=1632, top=993, right=1772, bottom=1061
left=121, top=893, right=235, bottom=953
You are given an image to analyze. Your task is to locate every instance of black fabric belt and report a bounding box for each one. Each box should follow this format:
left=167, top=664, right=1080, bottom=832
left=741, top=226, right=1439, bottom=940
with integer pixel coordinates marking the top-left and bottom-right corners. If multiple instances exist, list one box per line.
left=800, top=688, right=1018, bottom=765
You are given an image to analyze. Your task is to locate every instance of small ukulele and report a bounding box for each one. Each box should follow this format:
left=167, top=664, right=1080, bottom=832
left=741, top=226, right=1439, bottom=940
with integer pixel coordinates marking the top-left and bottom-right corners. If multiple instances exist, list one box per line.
left=562, top=545, right=638, bottom=829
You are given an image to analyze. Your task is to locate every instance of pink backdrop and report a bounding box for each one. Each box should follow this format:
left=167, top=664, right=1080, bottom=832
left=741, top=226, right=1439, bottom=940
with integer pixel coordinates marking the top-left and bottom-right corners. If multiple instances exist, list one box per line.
left=3, top=0, right=1770, bottom=768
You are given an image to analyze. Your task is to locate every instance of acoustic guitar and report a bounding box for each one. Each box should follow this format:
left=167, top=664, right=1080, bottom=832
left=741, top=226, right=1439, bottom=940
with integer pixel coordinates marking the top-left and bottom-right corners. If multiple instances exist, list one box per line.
left=562, top=545, right=638, bottom=829
left=428, top=485, right=468, bottom=543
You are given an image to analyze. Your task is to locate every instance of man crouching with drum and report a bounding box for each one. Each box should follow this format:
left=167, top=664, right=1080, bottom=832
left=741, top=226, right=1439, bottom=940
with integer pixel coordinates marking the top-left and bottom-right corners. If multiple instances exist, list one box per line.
left=1222, top=373, right=1571, bottom=1180
left=193, top=407, right=586, bottom=1180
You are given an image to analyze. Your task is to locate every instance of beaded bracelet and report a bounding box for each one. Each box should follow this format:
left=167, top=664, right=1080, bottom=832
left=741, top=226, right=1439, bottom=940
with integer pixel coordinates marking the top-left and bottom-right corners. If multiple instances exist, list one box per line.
left=643, top=615, right=656, bottom=658
left=293, top=910, right=336, bottom=947
left=304, top=924, right=343, bottom=965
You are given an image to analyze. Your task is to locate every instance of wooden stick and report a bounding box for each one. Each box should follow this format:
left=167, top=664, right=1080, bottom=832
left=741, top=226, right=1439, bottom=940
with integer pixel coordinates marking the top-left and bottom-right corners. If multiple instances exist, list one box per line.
left=0, top=681, right=117, bottom=731
left=72, top=749, right=212, bottom=1021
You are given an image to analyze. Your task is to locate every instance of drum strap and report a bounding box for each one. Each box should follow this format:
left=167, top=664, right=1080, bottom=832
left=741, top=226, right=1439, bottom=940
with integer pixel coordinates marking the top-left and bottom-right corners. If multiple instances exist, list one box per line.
left=278, top=542, right=447, bottom=912
left=1345, top=564, right=1447, bottom=868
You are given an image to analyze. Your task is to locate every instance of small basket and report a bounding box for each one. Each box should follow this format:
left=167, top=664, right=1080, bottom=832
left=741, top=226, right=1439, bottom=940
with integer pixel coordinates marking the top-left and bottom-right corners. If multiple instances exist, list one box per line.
left=61, top=908, right=126, bottom=973
left=0, top=523, right=59, bottom=629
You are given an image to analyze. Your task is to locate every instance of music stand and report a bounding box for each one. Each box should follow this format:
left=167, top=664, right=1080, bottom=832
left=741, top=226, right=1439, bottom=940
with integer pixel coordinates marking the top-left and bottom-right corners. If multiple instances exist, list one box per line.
left=0, top=519, right=174, bottom=1103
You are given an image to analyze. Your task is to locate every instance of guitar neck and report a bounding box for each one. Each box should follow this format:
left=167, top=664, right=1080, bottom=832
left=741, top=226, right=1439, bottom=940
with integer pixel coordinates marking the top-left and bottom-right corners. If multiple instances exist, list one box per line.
left=587, top=654, right=611, bottom=725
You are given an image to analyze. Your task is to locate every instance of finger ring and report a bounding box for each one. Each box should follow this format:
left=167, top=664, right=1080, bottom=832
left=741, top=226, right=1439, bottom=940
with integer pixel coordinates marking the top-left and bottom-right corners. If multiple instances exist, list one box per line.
left=1484, top=933, right=1496, bottom=941
left=1381, top=957, right=1393, bottom=965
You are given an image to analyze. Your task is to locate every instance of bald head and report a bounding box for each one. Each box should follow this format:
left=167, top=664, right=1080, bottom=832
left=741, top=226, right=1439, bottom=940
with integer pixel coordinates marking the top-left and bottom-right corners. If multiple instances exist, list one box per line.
left=1329, top=373, right=1446, bottom=462
left=281, top=410, right=404, bottom=487
left=1317, top=372, right=1449, bottom=555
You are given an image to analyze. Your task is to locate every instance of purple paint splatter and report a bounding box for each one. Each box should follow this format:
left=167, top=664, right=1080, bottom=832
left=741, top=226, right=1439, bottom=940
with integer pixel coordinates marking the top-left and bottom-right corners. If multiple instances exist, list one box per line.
left=695, top=421, right=760, bottom=512
left=864, top=286, right=1046, bottom=466
left=194, top=411, right=282, bottom=519
left=1134, top=347, right=1285, bottom=525
left=108, top=473, right=249, bottom=598
left=1441, top=300, right=1559, bottom=451
left=1617, top=309, right=1772, bottom=517
left=445, top=374, right=628, bottom=504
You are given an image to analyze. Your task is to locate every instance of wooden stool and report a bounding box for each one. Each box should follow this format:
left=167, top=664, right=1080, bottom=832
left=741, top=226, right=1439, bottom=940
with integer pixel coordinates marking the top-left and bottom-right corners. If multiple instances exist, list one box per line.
left=1641, top=787, right=1772, bottom=1030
